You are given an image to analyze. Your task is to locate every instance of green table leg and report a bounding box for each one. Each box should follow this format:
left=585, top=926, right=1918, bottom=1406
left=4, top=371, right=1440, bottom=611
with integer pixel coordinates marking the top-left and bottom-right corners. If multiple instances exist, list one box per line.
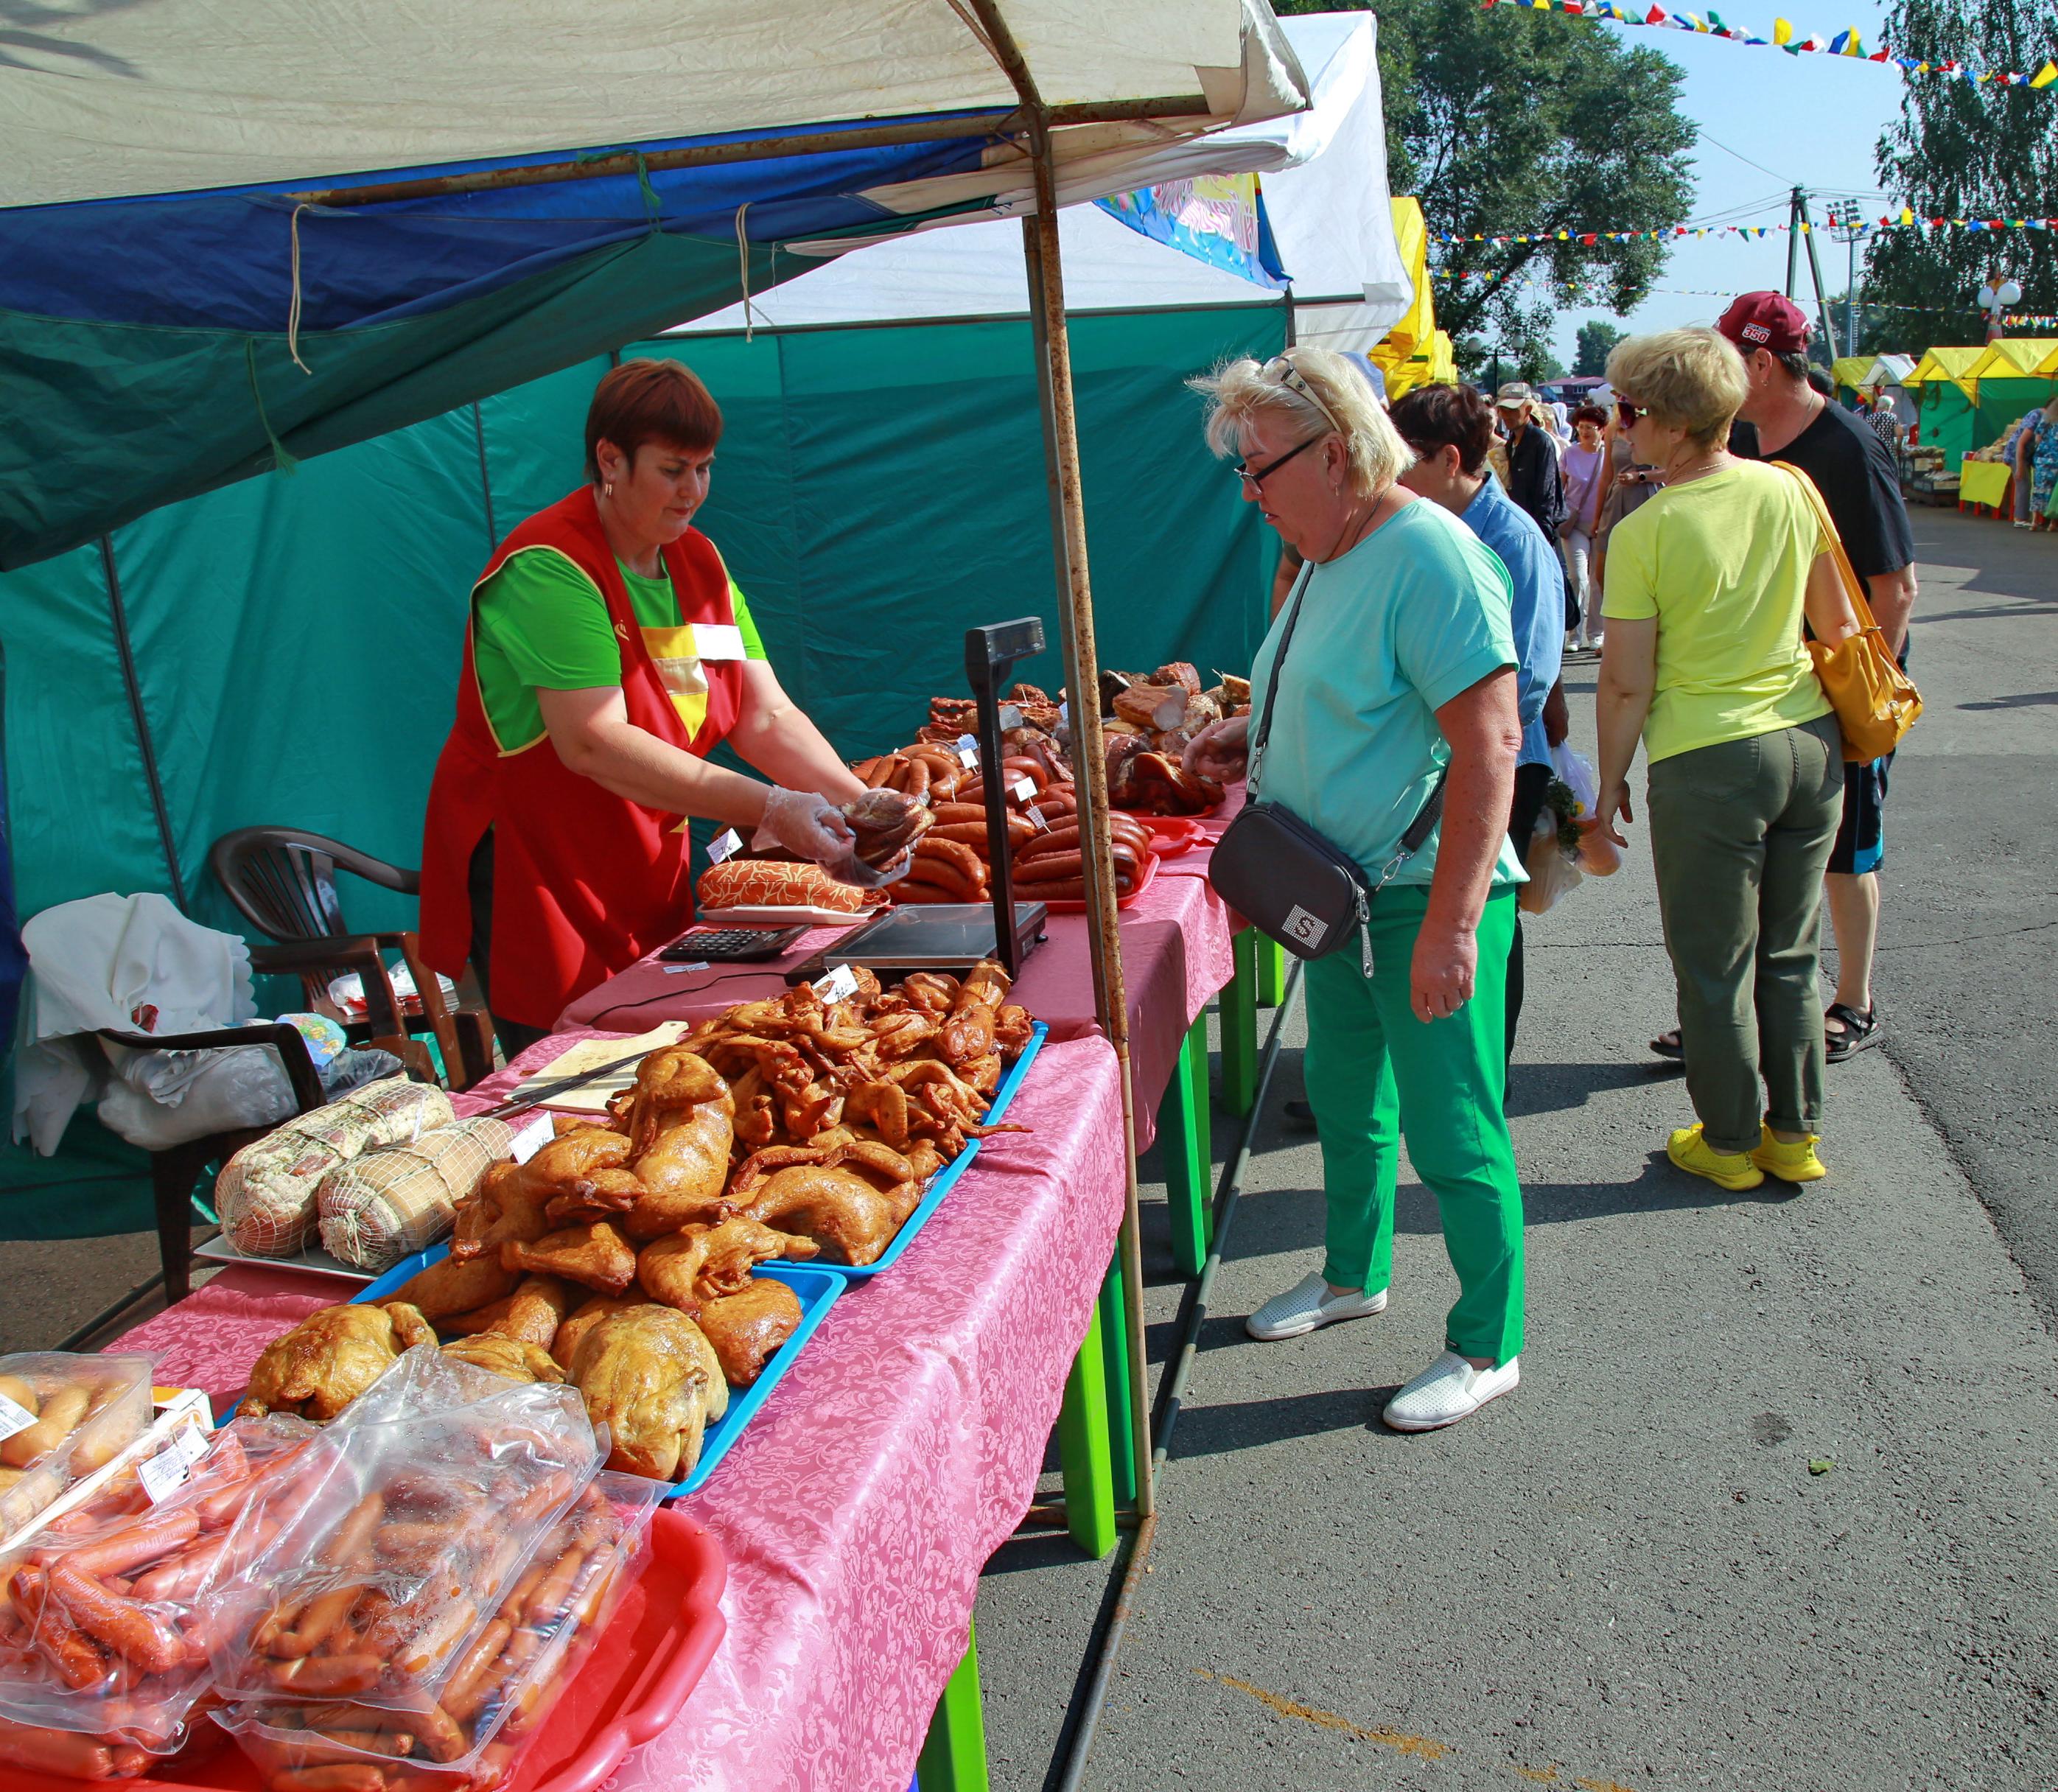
left=1056, top=1300, right=1117, bottom=1559
left=917, top=1619, right=990, bottom=1792
left=1098, top=1255, right=1135, bottom=1508
left=1184, top=1010, right=1214, bottom=1249
left=1221, top=931, right=1259, bottom=1119
left=1158, top=1016, right=1210, bottom=1277
left=1256, top=937, right=1287, bottom=1009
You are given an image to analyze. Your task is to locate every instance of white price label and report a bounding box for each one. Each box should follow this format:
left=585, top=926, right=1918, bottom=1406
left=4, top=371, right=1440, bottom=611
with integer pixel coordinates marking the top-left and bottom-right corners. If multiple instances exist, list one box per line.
left=663, top=960, right=708, bottom=976
left=1023, top=805, right=1049, bottom=831
left=509, top=1113, right=555, bottom=1163
left=811, top=962, right=860, bottom=1004
left=171, top=1418, right=211, bottom=1469
left=707, top=828, right=742, bottom=864
left=138, top=1443, right=192, bottom=1505
left=0, top=1392, right=35, bottom=1445
left=997, top=704, right=1024, bottom=731
left=954, top=735, right=979, bottom=768
left=1012, top=776, right=1036, bottom=803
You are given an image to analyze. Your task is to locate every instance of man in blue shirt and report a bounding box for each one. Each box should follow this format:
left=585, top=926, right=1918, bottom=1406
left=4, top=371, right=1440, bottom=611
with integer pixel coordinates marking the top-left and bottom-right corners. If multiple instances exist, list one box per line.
left=1390, top=382, right=1566, bottom=1057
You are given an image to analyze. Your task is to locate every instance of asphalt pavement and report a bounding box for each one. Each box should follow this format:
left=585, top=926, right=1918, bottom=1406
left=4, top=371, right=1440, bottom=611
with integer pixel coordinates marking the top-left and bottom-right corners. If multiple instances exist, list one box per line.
left=975, top=505, right=2058, bottom=1792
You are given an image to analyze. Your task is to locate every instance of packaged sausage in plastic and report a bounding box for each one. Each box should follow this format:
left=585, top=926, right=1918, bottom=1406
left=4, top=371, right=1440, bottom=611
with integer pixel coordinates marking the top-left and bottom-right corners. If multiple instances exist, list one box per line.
left=0, top=1354, right=157, bottom=1550
left=217, top=1471, right=662, bottom=1791
left=203, top=1345, right=602, bottom=1730
left=0, top=1413, right=315, bottom=1779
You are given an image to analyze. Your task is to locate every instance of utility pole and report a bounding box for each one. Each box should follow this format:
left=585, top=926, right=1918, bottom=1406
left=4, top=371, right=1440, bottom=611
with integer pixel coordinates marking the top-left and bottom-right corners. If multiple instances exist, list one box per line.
left=1826, top=201, right=1866, bottom=359
left=1785, top=186, right=1837, bottom=363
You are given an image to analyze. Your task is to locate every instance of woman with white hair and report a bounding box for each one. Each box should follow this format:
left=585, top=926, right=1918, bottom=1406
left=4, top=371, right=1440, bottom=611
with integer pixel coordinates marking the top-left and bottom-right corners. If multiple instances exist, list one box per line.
left=1184, top=350, right=1530, bottom=1432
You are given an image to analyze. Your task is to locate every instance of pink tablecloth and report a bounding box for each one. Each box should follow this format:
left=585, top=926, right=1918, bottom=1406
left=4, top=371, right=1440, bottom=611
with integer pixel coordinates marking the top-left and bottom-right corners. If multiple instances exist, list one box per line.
left=114, top=1030, right=1127, bottom=1792
left=559, top=854, right=1237, bottom=1147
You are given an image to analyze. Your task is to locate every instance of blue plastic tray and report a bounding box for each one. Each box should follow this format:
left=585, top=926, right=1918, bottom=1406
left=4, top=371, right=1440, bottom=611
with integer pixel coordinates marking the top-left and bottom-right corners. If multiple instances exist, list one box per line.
left=771, top=1021, right=1048, bottom=1281
left=357, top=1253, right=841, bottom=1499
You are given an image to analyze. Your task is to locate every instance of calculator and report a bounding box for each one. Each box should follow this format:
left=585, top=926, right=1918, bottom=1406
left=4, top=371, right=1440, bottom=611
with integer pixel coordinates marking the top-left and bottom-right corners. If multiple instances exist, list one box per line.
left=659, top=925, right=809, bottom=963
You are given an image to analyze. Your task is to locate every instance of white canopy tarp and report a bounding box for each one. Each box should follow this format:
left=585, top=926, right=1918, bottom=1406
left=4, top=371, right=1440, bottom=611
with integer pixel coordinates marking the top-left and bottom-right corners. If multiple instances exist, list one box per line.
left=4, top=0, right=1305, bottom=210
left=671, top=12, right=1410, bottom=352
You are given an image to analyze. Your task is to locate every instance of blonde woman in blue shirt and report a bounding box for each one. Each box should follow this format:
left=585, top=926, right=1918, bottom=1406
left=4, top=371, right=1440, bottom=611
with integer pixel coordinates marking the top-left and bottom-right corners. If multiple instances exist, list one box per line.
left=1184, top=350, right=1529, bottom=1432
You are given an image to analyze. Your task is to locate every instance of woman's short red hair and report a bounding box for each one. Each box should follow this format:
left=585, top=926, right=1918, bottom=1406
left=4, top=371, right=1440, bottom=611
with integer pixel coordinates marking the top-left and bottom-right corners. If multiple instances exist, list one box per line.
left=584, top=359, right=723, bottom=480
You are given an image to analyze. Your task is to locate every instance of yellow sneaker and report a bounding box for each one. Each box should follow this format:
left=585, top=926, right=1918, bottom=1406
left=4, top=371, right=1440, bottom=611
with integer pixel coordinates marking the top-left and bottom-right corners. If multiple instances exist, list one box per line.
left=1666, top=1124, right=1765, bottom=1191
left=1750, top=1125, right=1827, bottom=1183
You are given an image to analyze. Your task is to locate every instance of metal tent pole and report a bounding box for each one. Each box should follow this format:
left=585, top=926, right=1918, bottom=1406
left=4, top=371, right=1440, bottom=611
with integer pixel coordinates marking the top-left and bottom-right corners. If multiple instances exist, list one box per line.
left=97, top=536, right=189, bottom=912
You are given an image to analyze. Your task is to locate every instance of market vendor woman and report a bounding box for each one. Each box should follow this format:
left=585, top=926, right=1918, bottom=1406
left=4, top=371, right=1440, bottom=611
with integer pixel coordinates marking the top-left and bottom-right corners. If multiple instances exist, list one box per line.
left=420, top=359, right=897, bottom=1053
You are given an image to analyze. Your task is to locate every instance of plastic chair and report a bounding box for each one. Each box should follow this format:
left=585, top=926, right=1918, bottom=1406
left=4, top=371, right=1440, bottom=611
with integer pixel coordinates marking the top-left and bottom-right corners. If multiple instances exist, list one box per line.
left=208, top=827, right=494, bottom=1089
left=95, top=1021, right=328, bottom=1302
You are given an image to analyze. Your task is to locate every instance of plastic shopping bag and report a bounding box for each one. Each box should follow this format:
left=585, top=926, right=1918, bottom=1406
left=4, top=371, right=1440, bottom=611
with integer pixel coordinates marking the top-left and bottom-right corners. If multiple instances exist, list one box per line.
left=1519, top=813, right=1583, bottom=916
left=1549, top=742, right=1599, bottom=818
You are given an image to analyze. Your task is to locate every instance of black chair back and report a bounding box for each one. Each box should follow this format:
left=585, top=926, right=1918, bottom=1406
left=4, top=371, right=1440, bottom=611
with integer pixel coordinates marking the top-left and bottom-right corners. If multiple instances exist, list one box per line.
left=209, top=827, right=419, bottom=945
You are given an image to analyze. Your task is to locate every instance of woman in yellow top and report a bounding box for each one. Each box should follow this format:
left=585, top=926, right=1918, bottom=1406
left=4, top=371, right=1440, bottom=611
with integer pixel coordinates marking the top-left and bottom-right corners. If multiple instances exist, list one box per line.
left=1592, top=329, right=1858, bottom=1192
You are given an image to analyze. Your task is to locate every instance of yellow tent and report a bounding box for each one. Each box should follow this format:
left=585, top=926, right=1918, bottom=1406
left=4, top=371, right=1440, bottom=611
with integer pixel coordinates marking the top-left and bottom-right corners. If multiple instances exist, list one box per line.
left=2040, top=343, right=2058, bottom=377
left=1902, top=346, right=1987, bottom=398
left=1832, top=356, right=1872, bottom=392
left=1370, top=197, right=1444, bottom=400
left=1963, top=338, right=2058, bottom=391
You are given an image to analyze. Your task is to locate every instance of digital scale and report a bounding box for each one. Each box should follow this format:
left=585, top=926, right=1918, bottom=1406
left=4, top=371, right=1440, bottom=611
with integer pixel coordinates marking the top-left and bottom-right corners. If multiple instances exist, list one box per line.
left=784, top=900, right=1049, bottom=986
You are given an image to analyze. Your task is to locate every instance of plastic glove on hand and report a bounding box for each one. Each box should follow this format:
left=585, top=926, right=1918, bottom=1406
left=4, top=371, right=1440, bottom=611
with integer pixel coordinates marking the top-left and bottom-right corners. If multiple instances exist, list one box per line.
left=754, top=787, right=856, bottom=865
left=1183, top=715, right=1250, bottom=785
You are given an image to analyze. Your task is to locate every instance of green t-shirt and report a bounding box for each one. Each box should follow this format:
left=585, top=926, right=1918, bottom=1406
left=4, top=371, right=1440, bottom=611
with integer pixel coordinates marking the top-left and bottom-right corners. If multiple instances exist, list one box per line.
left=472, top=547, right=766, bottom=749
left=1600, top=460, right=1833, bottom=764
left=1248, top=498, right=1527, bottom=889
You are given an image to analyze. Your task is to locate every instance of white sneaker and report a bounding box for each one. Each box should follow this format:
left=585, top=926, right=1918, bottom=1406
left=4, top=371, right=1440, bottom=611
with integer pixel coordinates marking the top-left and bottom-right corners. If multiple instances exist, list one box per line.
left=1245, top=1272, right=1387, bottom=1341
left=1382, top=1351, right=1519, bottom=1431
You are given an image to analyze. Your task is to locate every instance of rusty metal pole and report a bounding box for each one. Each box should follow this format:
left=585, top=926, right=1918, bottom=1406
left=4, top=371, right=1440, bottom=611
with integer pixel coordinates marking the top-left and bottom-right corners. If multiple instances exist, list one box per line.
left=1020, top=141, right=1155, bottom=1521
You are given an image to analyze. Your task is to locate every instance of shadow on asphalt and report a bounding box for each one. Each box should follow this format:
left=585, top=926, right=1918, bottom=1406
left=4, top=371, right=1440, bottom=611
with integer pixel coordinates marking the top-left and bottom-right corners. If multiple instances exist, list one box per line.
left=1961, top=689, right=2058, bottom=710
left=1161, top=1380, right=1391, bottom=1458
left=1505, top=1057, right=1659, bottom=1115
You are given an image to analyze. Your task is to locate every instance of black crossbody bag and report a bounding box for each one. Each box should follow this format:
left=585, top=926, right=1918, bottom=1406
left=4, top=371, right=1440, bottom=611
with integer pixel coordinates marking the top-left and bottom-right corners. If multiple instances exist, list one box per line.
left=1208, top=564, right=1447, bottom=976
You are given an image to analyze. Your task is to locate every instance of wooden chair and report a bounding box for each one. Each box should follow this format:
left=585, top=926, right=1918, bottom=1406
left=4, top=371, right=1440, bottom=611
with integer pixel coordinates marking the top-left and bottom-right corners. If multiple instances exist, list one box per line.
left=208, top=827, right=495, bottom=1090
left=95, top=1021, right=328, bottom=1302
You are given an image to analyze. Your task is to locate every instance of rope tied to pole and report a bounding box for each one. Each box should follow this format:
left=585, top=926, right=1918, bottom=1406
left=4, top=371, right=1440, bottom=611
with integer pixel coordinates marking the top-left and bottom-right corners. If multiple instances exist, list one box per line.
left=285, top=203, right=314, bottom=374
left=735, top=201, right=759, bottom=341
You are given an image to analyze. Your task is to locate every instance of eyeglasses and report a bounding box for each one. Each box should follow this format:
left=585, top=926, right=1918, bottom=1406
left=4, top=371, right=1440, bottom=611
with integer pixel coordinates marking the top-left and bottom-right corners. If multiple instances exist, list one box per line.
left=1615, top=398, right=1653, bottom=429
left=1260, top=353, right=1345, bottom=436
left=1233, top=433, right=1327, bottom=491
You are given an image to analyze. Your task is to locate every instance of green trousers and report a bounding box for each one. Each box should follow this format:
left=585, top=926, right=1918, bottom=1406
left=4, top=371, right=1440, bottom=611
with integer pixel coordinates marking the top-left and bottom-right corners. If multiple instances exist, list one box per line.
left=1645, top=714, right=1844, bottom=1155
left=1301, top=886, right=1525, bottom=1365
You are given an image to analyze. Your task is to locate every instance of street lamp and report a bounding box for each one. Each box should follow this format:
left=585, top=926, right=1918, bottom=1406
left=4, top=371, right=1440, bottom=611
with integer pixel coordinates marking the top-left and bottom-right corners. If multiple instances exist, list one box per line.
left=1979, top=276, right=2023, bottom=341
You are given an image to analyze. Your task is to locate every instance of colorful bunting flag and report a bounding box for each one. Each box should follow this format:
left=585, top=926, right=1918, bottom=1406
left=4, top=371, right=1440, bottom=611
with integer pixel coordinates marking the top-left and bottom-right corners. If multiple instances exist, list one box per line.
left=1430, top=212, right=2058, bottom=248
left=1480, top=0, right=2057, bottom=89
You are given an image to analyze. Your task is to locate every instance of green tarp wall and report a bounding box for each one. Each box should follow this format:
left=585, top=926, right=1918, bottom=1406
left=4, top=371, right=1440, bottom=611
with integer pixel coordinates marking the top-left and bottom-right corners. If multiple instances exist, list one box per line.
left=1915, top=382, right=1979, bottom=472
left=0, top=301, right=1284, bottom=1236
left=1974, top=376, right=2058, bottom=452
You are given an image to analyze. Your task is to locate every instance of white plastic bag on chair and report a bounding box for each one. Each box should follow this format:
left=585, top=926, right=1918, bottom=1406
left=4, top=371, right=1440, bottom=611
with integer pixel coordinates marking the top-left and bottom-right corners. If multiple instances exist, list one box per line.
left=95, top=1045, right=297, bottom=1149
left=1519, top=813, right=1584, bottom=915
left=1550, top=742, right=1600, bottom=817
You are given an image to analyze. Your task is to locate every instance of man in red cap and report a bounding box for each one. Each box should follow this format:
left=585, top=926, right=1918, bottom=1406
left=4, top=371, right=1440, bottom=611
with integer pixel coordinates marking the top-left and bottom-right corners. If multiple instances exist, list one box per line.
left=1693, top=290, right=1916, bottom=1065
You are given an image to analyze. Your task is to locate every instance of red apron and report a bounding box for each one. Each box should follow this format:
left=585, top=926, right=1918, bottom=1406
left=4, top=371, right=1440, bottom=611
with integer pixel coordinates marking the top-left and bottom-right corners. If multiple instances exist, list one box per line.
left=418, top=487, right=746, bottom=1028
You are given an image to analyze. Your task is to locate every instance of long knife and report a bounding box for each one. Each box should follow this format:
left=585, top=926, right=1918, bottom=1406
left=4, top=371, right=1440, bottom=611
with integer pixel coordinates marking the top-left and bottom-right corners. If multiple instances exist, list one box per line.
left=474, top=1046, right=659, bottom=1120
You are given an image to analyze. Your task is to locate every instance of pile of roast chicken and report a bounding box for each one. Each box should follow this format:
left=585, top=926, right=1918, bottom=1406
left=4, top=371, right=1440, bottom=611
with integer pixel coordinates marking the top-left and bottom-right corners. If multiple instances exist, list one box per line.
left=238, top=962, right=1034, bottom=1484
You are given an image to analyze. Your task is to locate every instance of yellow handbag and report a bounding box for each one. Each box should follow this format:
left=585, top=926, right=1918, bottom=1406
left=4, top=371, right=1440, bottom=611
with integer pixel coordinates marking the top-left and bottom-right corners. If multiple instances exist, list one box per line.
left=1774, top=461, right=1924, bottom=763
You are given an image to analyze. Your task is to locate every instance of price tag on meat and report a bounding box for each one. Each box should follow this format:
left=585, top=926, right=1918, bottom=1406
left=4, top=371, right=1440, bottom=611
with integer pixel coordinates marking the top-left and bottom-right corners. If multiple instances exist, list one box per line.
left=1023, top=805, right=1049, bottom=831
left=955, top=735, right=979, bottom=768
left=812, top=962, right=860, bottom=1004
left=998, top=704, right=1023, bottom=730
left=707, top=828, right=742, bottom=864
left=509, top=1112, right=556, bottom=1164
left=0, top=1391, right=34, bottom=1444
left=139, top=1441, right=193, bottom=1505
left=1012, top=775, right=1036, bottom=803
left=171, top=1417, right=210, bottom=1469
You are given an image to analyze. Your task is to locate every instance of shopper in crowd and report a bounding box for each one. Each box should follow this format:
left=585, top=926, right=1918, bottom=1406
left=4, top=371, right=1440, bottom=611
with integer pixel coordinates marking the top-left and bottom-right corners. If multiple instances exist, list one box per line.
left=1592, top=407, right=1662, bottom=600
left=1709, top=291, right=1918, bottom=1065
left=1388, top=381, right=1565, bottom=1058
left=1494, top=383, right=1567, bottom=547
left=1186, top=349, right=1528, bottom=1430
left=2007, top=406, right=2043, bottom=528
left=1594, top=329, right=1857, bottom=1191
left=2029, top=395, right=2058, bottom=528
left=1559, top=404, right=1611, bottom=655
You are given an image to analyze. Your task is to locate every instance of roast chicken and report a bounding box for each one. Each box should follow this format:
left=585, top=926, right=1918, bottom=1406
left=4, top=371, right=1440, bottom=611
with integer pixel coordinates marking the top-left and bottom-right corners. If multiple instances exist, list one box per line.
left=441, top=1333, right=566, bottom=1385
left=637, top=1217, right=816, bottom=1312
left=239, top=1301, right=436, bottom=1420
left=570, top=1306, right=729, bottom=1482
left=696, top=1280, right=805, bottom=1387
left=502, top=1222, right=639, bottom=1295
left=438, top=1273, right=570, bottom=1347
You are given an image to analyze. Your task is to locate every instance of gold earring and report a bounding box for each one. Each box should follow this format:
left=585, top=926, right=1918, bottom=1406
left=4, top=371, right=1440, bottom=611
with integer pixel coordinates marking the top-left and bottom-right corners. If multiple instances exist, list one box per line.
left=603, top=482, right=614, bottom=498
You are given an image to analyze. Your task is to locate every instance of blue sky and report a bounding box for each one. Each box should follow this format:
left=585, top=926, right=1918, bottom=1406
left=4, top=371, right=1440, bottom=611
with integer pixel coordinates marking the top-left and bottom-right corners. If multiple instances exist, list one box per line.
left=1526, top=0, right=1910, bottom=364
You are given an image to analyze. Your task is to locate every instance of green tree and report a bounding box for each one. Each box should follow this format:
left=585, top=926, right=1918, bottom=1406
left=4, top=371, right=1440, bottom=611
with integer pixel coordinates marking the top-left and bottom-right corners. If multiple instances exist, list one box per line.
left=1573, top=320, right=1628, bottom=377
left=1281, top=0, right=1696, bottom=370
left=1864, top=0, right=2058, bottom=351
